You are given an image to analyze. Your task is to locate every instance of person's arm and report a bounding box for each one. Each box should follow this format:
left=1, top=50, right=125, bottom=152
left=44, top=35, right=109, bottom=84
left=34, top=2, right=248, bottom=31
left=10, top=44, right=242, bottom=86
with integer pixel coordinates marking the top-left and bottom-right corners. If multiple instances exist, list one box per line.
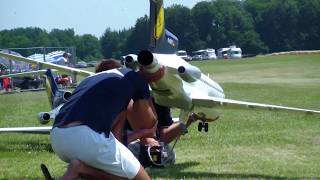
left=159, top=122, right=187, bottom=144
left=127, top=99, right=158, bottom=135
left=126, top=121, right=158, bottom=143
left=159, top=113, right=197, bottom=144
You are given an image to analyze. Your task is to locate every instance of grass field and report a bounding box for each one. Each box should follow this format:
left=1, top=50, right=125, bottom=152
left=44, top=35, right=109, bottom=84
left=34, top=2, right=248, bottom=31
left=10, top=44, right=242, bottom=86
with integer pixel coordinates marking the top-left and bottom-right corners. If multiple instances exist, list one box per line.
left=0, top=54, right=320, bottom=179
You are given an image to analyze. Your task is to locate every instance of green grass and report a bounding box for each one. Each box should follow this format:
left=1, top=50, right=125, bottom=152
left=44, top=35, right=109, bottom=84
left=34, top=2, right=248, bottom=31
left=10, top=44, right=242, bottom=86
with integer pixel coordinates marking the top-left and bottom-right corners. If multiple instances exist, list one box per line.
left=1, top=54, right=320, bottom=179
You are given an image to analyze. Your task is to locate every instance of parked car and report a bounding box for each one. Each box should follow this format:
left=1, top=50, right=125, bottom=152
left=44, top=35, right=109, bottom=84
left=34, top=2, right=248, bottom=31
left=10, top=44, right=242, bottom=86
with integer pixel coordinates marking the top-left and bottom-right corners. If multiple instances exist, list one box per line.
left=87, top=61, right=98, bottom=67
left=176, top=50, right=192, bottom=61
left=192, top=50, right=205, bottom=60
left=75, top=61, right=88, bottom=68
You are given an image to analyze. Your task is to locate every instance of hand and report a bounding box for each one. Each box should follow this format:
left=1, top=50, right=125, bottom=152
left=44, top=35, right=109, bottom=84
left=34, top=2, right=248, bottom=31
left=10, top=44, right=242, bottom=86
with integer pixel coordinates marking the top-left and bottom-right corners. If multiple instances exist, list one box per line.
left=141, top=137, right=160, bottom=147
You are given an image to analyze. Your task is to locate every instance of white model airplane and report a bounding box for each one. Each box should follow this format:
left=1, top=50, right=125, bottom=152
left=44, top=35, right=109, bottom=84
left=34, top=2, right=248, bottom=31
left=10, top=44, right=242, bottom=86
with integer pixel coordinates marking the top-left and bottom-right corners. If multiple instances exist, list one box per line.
left=0, top=69, right=58, bottom=78
left=123, top=0, right=320, bottom=131
left=0, top=0, right=319, bottom=134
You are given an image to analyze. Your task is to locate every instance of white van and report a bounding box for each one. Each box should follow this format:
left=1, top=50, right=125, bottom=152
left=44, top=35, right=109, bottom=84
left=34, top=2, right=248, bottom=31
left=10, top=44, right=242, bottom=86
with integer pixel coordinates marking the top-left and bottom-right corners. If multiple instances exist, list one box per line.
left=217, top=46, right=242, bottom=59
left=192, top=49, right=217, bottom=60
left=176, top=50, right=192, bottom=61
left=202, top=48, right=217, bottom=60
left=229, top=46, right=242, bottom=59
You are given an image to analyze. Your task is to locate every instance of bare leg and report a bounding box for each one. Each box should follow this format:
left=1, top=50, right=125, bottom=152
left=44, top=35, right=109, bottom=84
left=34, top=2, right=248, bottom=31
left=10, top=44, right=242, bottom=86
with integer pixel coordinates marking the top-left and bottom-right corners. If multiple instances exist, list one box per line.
left=60, top=160, right=127, bottom=180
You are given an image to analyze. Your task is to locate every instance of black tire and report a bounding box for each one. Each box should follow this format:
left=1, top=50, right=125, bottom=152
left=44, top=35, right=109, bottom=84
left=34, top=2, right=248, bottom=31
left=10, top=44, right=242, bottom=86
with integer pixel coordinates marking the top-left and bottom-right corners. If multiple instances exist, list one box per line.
left=198, top=122, right=202, bottom=132
left=204, top=123, right=209, bottom=132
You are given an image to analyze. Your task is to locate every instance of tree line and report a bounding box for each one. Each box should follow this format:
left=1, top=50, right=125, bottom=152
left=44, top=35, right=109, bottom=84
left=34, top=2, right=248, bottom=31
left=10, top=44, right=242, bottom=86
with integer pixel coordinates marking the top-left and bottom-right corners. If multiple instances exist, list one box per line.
left=0, top=0, right=319, bottom=61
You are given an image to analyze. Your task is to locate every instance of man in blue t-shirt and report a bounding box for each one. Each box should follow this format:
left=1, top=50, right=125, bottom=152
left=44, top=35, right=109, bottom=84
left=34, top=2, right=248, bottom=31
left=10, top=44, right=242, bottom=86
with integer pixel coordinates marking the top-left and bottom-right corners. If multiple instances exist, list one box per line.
left=51, top=67, right=157, bottom=180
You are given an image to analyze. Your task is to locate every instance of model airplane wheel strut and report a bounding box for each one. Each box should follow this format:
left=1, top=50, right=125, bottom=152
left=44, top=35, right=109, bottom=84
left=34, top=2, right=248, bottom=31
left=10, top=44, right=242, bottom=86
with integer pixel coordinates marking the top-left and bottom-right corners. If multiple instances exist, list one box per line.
left=198, top=122, right=208, bottom=132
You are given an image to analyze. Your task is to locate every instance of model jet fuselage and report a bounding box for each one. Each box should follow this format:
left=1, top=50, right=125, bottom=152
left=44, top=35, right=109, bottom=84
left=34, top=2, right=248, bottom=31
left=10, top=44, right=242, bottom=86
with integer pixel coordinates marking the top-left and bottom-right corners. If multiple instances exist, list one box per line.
left=125, top=50, right=224, bottom=121
left=142, top=53, right=225, bottom=107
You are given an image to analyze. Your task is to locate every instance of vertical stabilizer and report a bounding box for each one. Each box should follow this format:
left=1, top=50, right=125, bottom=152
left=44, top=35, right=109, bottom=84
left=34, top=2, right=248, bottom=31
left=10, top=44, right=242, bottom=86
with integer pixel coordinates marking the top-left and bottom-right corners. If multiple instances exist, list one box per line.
left=44, top=69, right=59, bottom=109
left=149, top=0, right=179, bottom=54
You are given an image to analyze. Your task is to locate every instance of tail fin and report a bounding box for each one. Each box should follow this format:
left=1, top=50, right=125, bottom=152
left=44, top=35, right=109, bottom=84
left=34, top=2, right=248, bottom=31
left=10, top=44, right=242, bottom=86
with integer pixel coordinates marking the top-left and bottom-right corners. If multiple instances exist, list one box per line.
left=44, top=69, right=59, bottom=109
left=44, top=69, right=72, bottom=109
left=149, top=0, right=179, bottom=54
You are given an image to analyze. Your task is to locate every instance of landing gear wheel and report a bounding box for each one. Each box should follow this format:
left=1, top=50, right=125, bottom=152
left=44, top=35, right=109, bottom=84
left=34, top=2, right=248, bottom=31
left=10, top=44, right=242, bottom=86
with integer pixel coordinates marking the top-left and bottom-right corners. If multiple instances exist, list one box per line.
left=198, top=122, right=202, bottom=132
left=198, top=122, right=209, bottom=132
left=204, top=122, right=208, bottom=132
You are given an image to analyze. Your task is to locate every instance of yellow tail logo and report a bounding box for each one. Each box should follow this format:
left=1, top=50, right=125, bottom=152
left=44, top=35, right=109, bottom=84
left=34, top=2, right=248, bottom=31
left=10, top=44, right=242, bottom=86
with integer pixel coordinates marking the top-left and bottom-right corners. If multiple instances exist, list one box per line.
left=155, top=6, right=164, bottom=40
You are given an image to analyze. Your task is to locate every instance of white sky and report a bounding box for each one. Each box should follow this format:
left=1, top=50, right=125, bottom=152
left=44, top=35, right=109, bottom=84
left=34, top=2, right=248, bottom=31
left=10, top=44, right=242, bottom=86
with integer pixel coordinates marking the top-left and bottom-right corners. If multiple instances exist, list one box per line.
left=0, top=0, right=204, bottom=38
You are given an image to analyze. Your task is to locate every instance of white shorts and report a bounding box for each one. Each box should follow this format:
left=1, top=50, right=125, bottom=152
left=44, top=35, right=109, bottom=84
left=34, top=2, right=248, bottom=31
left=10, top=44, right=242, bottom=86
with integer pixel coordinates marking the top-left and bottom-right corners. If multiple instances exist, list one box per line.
left=50, top=125, right=140, bottom=179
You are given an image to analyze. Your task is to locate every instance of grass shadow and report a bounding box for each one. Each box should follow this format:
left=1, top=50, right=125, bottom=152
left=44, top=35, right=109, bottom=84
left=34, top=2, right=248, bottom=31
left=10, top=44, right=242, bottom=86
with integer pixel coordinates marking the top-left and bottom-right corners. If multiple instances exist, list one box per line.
left=149, top=161, right=319, bottom=179
left=0, top=140, right=53, bottom=153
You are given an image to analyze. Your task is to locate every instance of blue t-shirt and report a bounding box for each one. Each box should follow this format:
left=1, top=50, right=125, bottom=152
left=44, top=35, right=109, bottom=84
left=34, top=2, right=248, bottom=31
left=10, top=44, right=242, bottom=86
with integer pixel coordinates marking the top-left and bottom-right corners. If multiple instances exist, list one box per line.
left=53, top=68, right=150, bottom=136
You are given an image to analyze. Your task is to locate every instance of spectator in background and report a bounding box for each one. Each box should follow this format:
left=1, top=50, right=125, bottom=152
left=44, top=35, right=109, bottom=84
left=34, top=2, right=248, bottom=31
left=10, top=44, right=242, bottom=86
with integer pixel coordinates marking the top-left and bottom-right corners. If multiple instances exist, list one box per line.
left=2, top=76, right=10, bottom=92
left=58, top=52, right=71, bottom=66
left=62, top=52, right=71, bottom=66
left=0, top=64, right=8, bottom=91
left=0, top=75, right=2, bottom=90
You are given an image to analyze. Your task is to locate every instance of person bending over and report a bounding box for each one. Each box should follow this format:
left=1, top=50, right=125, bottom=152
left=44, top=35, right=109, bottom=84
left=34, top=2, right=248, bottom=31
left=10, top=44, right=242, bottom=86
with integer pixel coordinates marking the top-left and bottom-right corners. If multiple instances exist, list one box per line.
left=50, top=61, right=157, bottom=180
left=95, top=59, right=198, bottom=167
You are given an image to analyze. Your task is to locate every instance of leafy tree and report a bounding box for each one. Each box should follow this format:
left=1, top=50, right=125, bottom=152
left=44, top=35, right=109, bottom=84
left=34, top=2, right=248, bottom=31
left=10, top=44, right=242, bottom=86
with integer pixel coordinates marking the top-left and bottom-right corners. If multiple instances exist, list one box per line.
left=259, top=0, right=300, bottom=52
left=192, top=0, right=267, bottom=54
left=244, top=0, right=320, bottom=52
left=0, top=27, right=51, bottom=56
left=192, top=1, right=215, bottom=42
left=124, top=16, right=150, bottom=55
left=75, top=34, right=103, bottom=61
left=49, top=28, right=76, bottom=47
left=165, top=5, right=204, bottom=52
left=1, top=0, right=319, bottom=57
left=296, top=0, right=320, bottom=50
left=100, top=28, right=123, bottom=58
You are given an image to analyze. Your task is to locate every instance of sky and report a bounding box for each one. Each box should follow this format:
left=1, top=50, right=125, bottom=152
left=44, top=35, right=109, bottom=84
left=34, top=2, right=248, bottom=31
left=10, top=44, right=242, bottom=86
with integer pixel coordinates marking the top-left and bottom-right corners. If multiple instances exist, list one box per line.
left=0, top=0, right=205, bottom=38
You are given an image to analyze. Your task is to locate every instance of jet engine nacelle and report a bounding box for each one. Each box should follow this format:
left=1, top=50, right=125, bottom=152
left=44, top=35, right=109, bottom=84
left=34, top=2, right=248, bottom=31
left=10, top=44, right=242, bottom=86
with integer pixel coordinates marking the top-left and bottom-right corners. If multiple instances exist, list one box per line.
left=53, top=91, right=72, bottom=108
left=137, top=50, right=165, bottom=82
left=177, top=65, right=201, bottom=82
left=123, top=54, right=139, bottom=71
left=38, top=112, right=51, bottom=124
left=138, top=51, right=160, bottom=73
left=138, top=50, right=193, bottom=110
left=62, top=91, right=72, bottom=101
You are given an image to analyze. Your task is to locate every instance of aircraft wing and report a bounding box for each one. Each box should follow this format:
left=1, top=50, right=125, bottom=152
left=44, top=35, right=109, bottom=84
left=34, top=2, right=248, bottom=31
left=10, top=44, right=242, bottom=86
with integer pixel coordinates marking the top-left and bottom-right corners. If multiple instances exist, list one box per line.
left=0, top=52, right=94, bottom=77
left=192, top=95, right=320, bottom=115
left=0, top=69, right=57, bottom=78
left=0, top=127, right=51, bottom=134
